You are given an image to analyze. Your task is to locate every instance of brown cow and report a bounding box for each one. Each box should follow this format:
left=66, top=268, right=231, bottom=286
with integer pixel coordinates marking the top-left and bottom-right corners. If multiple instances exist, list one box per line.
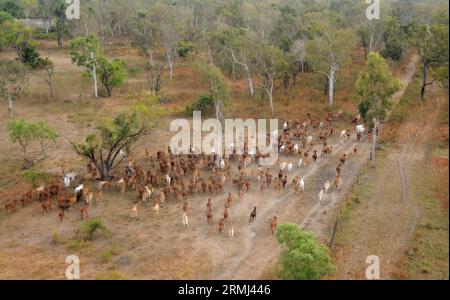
left=223, top=206, right=229, bottom=220
left=80, top=206, right=88, bottom=220
left=206, top=209, right=213, bottom=224
left=271, top=216, right=278, bottom=234
left=218, top=218, right=225, bottom=232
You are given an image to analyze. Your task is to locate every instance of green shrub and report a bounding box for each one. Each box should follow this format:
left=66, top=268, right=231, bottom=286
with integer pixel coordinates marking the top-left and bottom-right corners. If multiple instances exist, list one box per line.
left=177, top=40, right=195, bottom=58
left=127, top=67, right=141, bottom=76
left=80, top=219, right=110, bottom=240
left=275, top=223, right=335, bottom=280
left=100, top=243, right=121, bottom=262
left=33, top=31, right=56, bottom=40
left=68, top=239, right=91, bottom=250
left=186, top=94, right=215, bottom=114
left=380, top=39, right=404, bottom=61
left=21, top=169, right=51, bottom=187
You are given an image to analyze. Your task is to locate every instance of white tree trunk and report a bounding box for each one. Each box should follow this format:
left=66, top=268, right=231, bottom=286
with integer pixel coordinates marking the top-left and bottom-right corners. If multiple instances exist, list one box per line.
left=371, top=118, right=378, bottom=168
left=45, top=18, right=49, bottom=34
left=92, top=64, right=98, bottom=98
left=8, top=94, right=13, bottom=118
left=215, top=101, right=220, bottom=120
left=244, top=65, right=254, bottom=96
left=90, top=51, right=98, bottom=98
left=268, top=89, right=274, bottom=117
left=328, top=68, right=336, bottom=106
left=167, top=53, right=174, bottom=80
left=149, top=50, right=154, bottom=67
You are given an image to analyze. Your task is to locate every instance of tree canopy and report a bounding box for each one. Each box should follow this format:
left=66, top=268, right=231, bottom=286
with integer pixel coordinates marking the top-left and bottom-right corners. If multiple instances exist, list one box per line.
left=275, top=223, right=335, bottom=280
left=356, top=52, right=401, bottom=126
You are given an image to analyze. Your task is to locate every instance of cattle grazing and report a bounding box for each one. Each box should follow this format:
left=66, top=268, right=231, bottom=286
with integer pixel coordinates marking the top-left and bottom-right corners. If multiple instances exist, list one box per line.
left=59, top=209, right=65, bottom=222
left=336, top=164, right=342, bottom=175
left=324, top=180, right=331, bottom=192
left=42, top=200, right=52, bottom=214
left=318, top=190, right=324, bottom=204
left=249, top=207, right=257, bottom=224
left=206, top=209, right=213, bottom=224
left=75, top=184, right=84, bottom=202
left=223, top=206, right=229, bottom=220
left=142, top=185, right=153, bottom=203
left=271, top=216, right=278, bottom=234
left=218, top=218, right=225, bottom=232
left=98, top=181, right=111, bottom=192
left=287, top=163, right=293, bottom=172
left=95, top=191, right=103, bottom=203
left=5, top=200, right=17, bottom=214
left=85, top=192, right=94, bottom=206
left=226, top=193, right=232, bottom=207
left=333, top=175, right=342, bottom=190
left=312, top=150, right=318, bottom=162
left=63, top=172, right=76, bottom=188
left=182, top=212, right=189, bottom=227
left=117, top=178, right=126, bottom=195
left=59, top=202, right=70, bottom=212
left=130, top=204, right=138, bottom=220
left=152, top=200, right=160, bottom=215
left=80, top=206, right=88, bottom=220
left=300, top=177, right=305, bottom=192
left=228, top=223, right=235, bottom=240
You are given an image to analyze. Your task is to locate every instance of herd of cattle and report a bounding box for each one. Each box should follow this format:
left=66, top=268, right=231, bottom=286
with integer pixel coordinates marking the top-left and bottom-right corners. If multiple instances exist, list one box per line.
left=3, top=111, right=369, bottom=238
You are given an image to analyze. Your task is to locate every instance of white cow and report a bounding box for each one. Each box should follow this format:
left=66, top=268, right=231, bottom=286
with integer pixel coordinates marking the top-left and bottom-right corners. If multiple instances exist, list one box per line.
left=356, top=125, right=365, bottom=134
left=182, top=212, right=189, bottom=227
left=63, top=172, right=76, bottom=188
left=74, top=184, right=84, bottom=195
left=287, top=163, right=293, bottom=172
left=324, top=180, right=331, bottom=192
left=228, top=223, right=235, bottom=240
left=318, top=190, right=324, bottom=204
left=279, top=162, right=287, bottom=171
left=300, top=177, right=305, bottom=191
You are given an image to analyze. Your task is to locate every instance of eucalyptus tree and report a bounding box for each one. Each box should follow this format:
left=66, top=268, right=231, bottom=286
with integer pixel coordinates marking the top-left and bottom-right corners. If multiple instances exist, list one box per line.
left=306, top=24, right=354, bottom=106
left=406, top=22, right=449, bottom=100
left=255, top=44, right=288, bottom=118
left=0, top=59, right=29, bottom=118
left=70, top=33, right=102, bottom=98
left=215, top=27, right=257, bottom=96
